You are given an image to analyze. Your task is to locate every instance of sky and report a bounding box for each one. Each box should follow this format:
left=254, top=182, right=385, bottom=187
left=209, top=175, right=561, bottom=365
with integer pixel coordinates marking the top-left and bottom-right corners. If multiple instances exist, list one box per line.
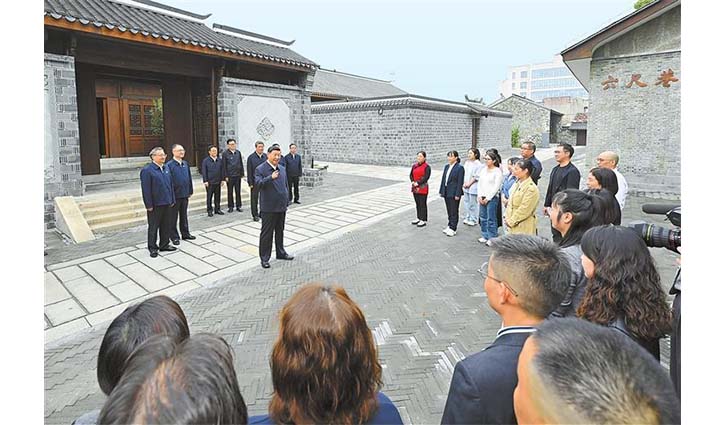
left=148, top=0, right=633, bottom=103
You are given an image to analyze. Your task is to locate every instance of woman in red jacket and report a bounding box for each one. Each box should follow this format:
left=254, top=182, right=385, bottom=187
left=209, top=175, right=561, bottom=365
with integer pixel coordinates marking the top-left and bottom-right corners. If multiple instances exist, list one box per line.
left=410, top=151, right=431, bottom=227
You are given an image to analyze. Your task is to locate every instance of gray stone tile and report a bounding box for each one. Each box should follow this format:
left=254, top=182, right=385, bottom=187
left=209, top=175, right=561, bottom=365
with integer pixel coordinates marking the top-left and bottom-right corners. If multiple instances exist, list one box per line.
left=187, top=235, right=214, bottom=245
left=105, top=253, right=137, bottom=268
left=118, top=262, right=174, bottom=292
left=289, top=227, right=321, bottom=238
left=79, top=259, right=128, bottom=287
left=45, top=299, right=85, bottom=326
left=106, top=280, right=147, bottom=302
left=160, top=266, right=197, bottom=284
left=204, top=242, right=255, bottom=263
left=45, top=272, right=70, bottom=305
left=152, top=280, right=202, bottom=299
left=53, top=266, right=87, bottom=282
left=230, top=225, right=259, bottom=237
left=220, top=228, right=259, bottom=245
left=177, top=242, right=215, bottom=259
left=128, top=248, right=176, bottom=270
left=44, top=317, right=90, bottom=344
left=163, top=251, right=217, bottom=276
left=204, top=232, right=247, bottom=248
left=86, top=301, right=135, bottom=327
left=64, top=276, right=119, bottom=313
left=203, top=254, right=235, bottom=269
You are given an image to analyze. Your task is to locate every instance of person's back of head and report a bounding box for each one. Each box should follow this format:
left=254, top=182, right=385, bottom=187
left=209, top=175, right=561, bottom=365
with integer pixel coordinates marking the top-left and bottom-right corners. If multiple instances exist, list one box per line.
left=514, top=318, right=679, bottom=424
left=488, top=235, right=571, bottom=319
left=97, top=295, right=190, bottom=396
left=551, top=189, right=607, bottom=247
left=586, top=188, right=622, bottom=225
left=270, top=283, right=382, bottom=424
left=99, top=333, right=248, bottom=425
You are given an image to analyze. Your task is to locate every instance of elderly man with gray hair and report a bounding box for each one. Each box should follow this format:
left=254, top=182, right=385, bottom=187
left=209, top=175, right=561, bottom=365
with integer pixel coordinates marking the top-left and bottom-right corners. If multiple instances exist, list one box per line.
left=140, top=146, right=176, bottom=258
left=514, top=317, right=680, bottom=424
left=441, top=234, right=571, bottom=425
left=596, top=150, right=628, bottom=210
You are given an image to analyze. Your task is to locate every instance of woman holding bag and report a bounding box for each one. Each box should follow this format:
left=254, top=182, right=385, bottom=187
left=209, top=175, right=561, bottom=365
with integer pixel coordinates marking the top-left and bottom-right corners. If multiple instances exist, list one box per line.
left=410, top=151, right=431, bottom=227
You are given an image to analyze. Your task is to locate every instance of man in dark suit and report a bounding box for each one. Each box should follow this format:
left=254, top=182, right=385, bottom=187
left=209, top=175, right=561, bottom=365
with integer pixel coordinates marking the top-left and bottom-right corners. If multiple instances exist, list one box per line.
left=284, top=143, right=302, bottom=204
left=441, top=235, right=570, bottom=424
left=543, top=143, right=581, bottom=244
left=167, top=144, right=196, bottom=245
left=255, top=145, right=294, bottom=269
left=439, top=151, right=465, bottom=236
left=520, top=142, right=543, bottom=185
left=140, top=147, right=177, bottom=258
left=246, top=141, right=267, bottom=222
left=201, top=145, right=225, bottom=217
left=222, top=138, right=245, bottom=213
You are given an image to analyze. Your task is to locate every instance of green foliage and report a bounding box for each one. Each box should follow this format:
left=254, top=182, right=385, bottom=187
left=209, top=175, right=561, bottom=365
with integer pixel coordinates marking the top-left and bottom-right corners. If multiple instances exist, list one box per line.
left=150, top=98, right=164, bottom=136
left=634, top=0, right=654, bottom=9
left=511, top=126, right=521, bottom=148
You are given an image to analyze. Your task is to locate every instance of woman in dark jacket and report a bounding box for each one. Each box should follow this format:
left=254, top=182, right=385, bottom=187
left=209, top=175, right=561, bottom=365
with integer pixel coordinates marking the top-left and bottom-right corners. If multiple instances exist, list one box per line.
left=439, top=151, right=465, bottom=237
left=578, top=225, right=672, bottom=360
left=410, top=151, right=431, bottom=227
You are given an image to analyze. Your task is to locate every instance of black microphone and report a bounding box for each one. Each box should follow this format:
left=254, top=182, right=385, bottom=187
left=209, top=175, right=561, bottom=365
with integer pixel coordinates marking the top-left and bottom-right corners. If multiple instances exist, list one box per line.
left=641, top=203, right=680, bottom=215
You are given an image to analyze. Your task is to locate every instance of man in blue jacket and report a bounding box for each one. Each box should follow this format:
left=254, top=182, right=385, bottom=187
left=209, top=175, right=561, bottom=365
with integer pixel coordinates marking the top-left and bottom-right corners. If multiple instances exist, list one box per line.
left=246, top=141, right=267, bottom=222
left=222, top=138, right=245, bottom=213
left=201, top=145, right=225, bottom=217
left=140, top=147, right=177, bottom=258
left=167, top=144, right=196, bottom=244
left=441, top=235, right=570, bottom=424
left=284, top=143, right=302, bottom=204
left=255, top=145, right=294, bottom=269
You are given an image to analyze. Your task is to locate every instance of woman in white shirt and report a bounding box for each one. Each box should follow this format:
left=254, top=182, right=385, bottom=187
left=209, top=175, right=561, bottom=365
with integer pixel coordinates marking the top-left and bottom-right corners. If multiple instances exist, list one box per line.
left=462, top=148, right=482, bottom=226
left=476, top=149, right=503, bottom=245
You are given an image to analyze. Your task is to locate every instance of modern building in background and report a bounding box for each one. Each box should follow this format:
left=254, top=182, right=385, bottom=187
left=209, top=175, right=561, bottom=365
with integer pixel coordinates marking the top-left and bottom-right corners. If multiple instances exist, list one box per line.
left=499, top=55, right=588, bottom=101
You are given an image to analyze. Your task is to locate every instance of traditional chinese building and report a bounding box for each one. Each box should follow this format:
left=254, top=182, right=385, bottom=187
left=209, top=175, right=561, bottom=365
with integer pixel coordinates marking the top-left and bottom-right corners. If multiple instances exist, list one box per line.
left=44, top=0, right=317, bottom=230
left=562, top=0, right=680, bottom=198
left=311, top=68, right=407, bottom=102
left=489, top=94, right=563, bottom=147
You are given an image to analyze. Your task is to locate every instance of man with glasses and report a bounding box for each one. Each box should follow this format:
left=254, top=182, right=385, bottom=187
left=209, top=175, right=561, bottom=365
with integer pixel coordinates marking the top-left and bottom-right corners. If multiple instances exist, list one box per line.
left=167, top=144, right=196, bottom=245
left=141, top=147, right=177, bottom=258
left=543, top=143, right=580, bottom=243
left=441, top=235, right=571, bottom=425
left=520, top=142, right=543, bottom=185
left=596, top=151, right=628, bottom=210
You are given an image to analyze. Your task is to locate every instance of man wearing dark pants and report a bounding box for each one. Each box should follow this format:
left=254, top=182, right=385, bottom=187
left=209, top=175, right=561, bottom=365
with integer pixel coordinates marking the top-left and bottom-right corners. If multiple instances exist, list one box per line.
left=201, top=145, right=224, bottom=217
left=255, top=145, right=294, bottom=269
left=222, top=138, right=245, bottom=213
left=246, top=141, right=267, bottom=222
left=167, top=144, right=196, bottom=244
left=140, top=147, right=177, bottom=258
left=543, top=143, right=580, bottom=244
left=284, top=143, right=302, bottom=204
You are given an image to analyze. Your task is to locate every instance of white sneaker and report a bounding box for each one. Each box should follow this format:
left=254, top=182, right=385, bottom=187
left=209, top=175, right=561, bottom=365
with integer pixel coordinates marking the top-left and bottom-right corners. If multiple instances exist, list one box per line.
left=445, top=228, right=456, bottom=237
left=417, top=221, right=427, bottom=227
left=485, top=240, right=493, bottom=247
left=463, top=220, right=471, bottom=226
left=443, top=227, right=450, bottom=233
left=478, top=237, right=488, bottom=244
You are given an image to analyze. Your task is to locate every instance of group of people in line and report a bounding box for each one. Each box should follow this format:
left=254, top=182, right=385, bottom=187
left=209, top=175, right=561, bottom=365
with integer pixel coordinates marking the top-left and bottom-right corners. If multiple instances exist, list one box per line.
left=140, top=140, right=302, bottom=268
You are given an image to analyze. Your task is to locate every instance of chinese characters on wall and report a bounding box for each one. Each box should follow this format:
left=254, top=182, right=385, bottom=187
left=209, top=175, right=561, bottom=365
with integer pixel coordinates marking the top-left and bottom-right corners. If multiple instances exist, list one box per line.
left=601, top=68, right=679, bottom=90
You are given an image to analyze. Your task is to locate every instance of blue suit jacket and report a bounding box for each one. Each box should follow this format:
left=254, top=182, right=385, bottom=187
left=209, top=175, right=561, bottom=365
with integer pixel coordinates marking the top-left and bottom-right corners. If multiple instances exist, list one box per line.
left=441, top=332, right=532, bottom=425
left=249, top=392, right=403, bottom=425
left=201, top=156, right=224, bottom=184
left=439, top=162, right=465, bottom=198
left=140, top=163, right=175, bottom=209
left=247, top=152, right=268, bottom=186
left=283, top=153, right=302, bottom=177
left=255, top=161, right=289, bottom=213
left=166, top=159, right=194, bottom=199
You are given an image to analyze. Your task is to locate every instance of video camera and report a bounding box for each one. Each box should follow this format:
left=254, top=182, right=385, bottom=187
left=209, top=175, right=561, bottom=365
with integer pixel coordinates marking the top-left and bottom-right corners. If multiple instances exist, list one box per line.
left=629, top=203, right=681, bottom=254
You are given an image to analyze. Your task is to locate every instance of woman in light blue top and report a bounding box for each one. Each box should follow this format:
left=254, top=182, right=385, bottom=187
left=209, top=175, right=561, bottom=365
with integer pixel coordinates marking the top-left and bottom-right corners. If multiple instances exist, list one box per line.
left=500, top=157, right=519, bottom=235
left=462, top=148, right=482, bottom=226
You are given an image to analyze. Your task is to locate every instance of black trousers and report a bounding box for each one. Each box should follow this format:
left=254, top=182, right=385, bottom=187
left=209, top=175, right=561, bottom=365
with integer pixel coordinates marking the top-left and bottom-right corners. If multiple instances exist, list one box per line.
left=259, top=211, right=287, bottom=262
left=250, top=185, right=261, bottom=218
left=413, top=193, right=428, bottom=221
left=147, top=205, right=173, bottom=252
left=227, top=176, right=242, bottom=209
left=170, top=197, right=191, bottom=241
left=206, top=183, right=221, bottom=212
left=444, top=197, right=461, bottom=231
left=287, top=176, right=300, bottom=202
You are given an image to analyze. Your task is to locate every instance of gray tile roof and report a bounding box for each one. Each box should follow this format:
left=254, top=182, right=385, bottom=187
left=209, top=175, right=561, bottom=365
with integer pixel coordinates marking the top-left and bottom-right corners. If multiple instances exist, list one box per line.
left=44, top=0, right=316, bottom=69
left=312, top=69, right=406, bottom=99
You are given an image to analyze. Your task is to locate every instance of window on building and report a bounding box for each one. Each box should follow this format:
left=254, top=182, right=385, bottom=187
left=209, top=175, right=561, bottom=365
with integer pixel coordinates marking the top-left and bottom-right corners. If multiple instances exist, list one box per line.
left=512, top=72, right=516, bottom=79
left=520, top=71, right=528, bottom=78
left=531, top=77, right=580, bottom=89
left=512, top=82, right=516, bottom=90
left=520, top=82, right=527, bottom=89
left=531, top=67, right=571, bottom=79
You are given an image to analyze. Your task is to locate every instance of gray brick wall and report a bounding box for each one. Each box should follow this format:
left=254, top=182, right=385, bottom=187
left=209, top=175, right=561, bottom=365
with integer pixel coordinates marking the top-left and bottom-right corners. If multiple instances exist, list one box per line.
left=45, top=53, right=83, bottom=229
left=489, top=96, right=552, bottom=145
left=311, top=100, right=511, bottom=166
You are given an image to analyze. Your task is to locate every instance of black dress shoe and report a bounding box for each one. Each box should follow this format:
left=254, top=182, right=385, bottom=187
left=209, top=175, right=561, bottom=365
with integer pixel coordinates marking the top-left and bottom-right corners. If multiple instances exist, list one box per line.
left=172, top=239, right=180, bottom=245
left=208, top=211, right=213, bottom=217
left=215, top=210, right=225, bottom=215
left=294, top=200, right=301, bottom=204
left=276, top=254, right=294, bottom=260
left=182, top=235, right=196, bottom=240
left=236, top=207, right=243, bottom=212
left=261, top=261, right=271, bottom=269
left=159, top=246, right=177, bottom=252
left=228, top=207, right=234, bottom=213
left=150, top=251, right=159, bottom=258
left=253, top=216, right=260, bottom=222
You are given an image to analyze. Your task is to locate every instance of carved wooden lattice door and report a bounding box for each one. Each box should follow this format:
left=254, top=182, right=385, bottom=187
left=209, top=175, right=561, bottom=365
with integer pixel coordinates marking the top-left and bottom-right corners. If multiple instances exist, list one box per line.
left=123, top=100, right=163, bottom=156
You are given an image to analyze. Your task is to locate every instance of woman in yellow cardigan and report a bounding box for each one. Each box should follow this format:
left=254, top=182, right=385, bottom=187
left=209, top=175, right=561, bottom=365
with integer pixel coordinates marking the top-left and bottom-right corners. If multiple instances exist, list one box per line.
left=505, top=159, right=539, bottom=235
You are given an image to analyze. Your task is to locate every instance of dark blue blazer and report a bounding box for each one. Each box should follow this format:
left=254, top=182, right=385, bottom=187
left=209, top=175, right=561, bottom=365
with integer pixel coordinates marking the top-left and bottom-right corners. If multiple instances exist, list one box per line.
left=441, top=332, right=532, bottom=425
left=439, top=162, right=465, bottom=198
left=222, top=148, right=245, bottom=178
left=140, top=163, right=175, bottom=209
left=528, top=155, right=543, bottom=185
left=283, top=153, right=302, bottom=177
left=255, top=161, right=289, bottom=213
left=166, top=159, right=193, bottom=199
left=247, top=152, right=268, bottom=186
left=201, top=156, right=224, bottom=184
left=249, top=392, right=403, bottom=425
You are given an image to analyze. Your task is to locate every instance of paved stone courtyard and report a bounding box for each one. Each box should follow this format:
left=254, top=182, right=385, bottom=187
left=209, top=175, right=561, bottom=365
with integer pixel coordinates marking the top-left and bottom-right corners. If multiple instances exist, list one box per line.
left=44, top=148, right=680, bottom=424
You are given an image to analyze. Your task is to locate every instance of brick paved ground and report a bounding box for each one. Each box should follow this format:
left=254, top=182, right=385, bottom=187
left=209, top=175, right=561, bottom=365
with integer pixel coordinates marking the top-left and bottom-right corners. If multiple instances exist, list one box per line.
left=44, top=148, right=680, bottom=424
